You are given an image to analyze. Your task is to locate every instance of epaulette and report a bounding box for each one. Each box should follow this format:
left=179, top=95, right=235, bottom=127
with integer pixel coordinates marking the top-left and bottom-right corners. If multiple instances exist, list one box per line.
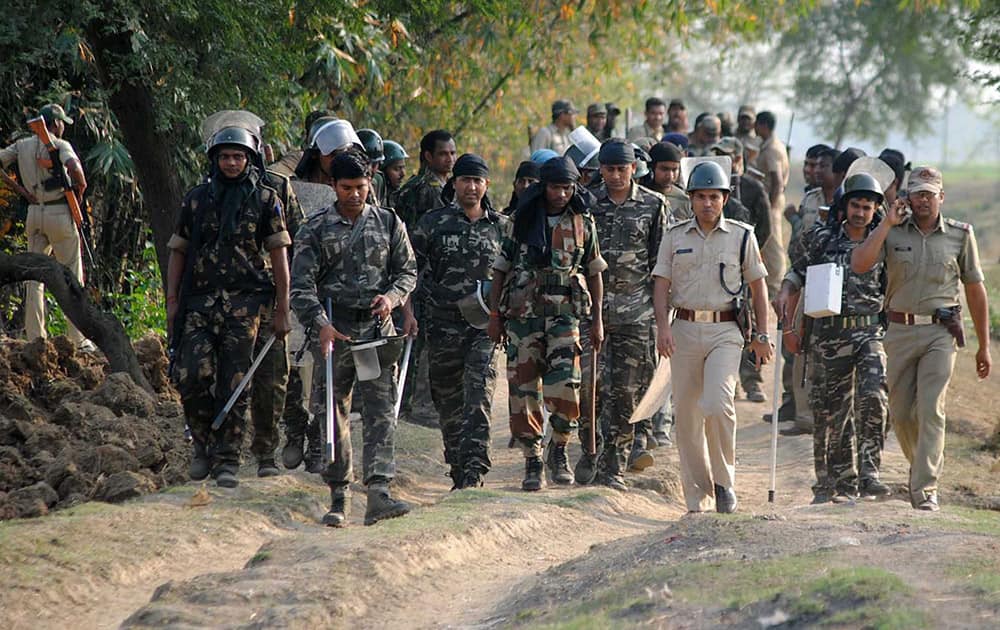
left=727, top=218, right=755, bottom=234
left=667, top=218, right=694, bottom=231
left=945, top=217, right=972, bottom=232
left=305, top=207, right=331, bottom=222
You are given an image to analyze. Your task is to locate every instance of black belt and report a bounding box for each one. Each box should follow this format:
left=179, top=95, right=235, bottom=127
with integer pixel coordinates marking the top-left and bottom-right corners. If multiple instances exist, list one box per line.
left=540, top=285, right=571, bottom=296
left=815, top=314, right=879, bottom=329
left=329, top=304, right=375, bottom=322
left=40, top=200, right=68, bottom=207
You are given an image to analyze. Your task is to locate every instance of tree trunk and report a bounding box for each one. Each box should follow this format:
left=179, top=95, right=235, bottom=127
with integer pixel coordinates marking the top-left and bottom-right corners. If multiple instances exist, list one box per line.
left=84, top=12, right=187, bottom=288
left=0, top=252, right=152, bottom=392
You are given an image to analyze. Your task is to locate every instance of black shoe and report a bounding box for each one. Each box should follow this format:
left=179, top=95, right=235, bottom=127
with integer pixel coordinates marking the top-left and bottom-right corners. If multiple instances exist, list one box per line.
left=364, top=486, right=411, bottom=525
left=215, top=470, right=239, bottom=488
left=779, top=425, right=811, bottom=436
left=545, top=442, right=574, bottom=485
left=304, top=443, right=325, bottom=474
left=598, top=473, right=628, bottom=492
left=574, top=453, right=599, bottom=485
left=462, top=470, right=484, bottom=489
left=522, top=456, right=544, bottom=491
left=859, top=478, right=891, bottom=499
left=281, top=436, right=305, bottom=469
left=832, top=490, right=856, bottom=504
left=322, top=491, right=349, bottom=527
left=746, top=388, right=767, bottom=403
left=714, top=484, right=737, bottom=513
left=811, top=491, right=831, bottom=505
left=189, top=453, right=211, bottom=481
left=449, top=465, right=465, bottom=491
left=257, top=459, right=281, bottom=478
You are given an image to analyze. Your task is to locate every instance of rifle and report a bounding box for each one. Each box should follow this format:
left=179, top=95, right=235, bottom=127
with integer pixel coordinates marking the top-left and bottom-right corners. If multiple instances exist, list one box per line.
left=785, top=112, right=795, bottom=158
left=26, top=117, right=96, bottom=270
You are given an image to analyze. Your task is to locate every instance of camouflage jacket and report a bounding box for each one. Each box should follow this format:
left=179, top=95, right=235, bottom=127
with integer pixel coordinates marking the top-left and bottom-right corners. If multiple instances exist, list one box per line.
left=590, top=182, right=668, bottom=324
left=410, top=202, right=511, bottom=311
left=290, top=202, right=417, bottom=330
left=786, top=222, right=885, bottom=317
left=395, top=169, right=447, bottom=229
left=371, top=170, right=388, bottom=209
left=493, top=202, right=607, bottom=320
left=167, top=168, right=290, bottom=305
left=665, top=184, right=691, bottom=221
left=264, top=169, right=305, bottom=253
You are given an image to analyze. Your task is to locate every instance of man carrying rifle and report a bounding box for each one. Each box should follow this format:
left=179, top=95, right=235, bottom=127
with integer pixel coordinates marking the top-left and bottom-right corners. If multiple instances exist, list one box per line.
left=852, top=166, right=992, bottom=512
left=0, top=104, right=93, bottom=351
left=166, top=126, right=292, bottom=488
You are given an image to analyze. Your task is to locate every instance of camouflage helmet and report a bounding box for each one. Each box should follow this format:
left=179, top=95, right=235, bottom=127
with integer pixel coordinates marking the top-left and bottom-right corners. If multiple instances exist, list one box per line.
left=207, top=126, right=260, bottom=158
left=842, top=172, right=884, bottom=206
left=382, top=140, right=409, bottom=164
left=686, top=160, right=730, bottom=193
left=357, top=128, right=385, bottom=163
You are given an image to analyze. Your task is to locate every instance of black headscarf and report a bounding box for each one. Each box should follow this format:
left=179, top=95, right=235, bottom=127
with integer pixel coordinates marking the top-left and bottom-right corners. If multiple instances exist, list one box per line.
left=209, top=152, right=258, bottom=243
left=512, top=157, right=594, bottom=264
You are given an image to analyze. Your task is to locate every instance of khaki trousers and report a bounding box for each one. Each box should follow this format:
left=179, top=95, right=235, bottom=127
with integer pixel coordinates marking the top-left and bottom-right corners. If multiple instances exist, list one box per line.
left=24, top=203, right=85, bottom=345
left=670, top=319, right=744, bottom=512
left=760, top=203, right=786, bottom=297
left=884, top=323, right=956, bottom=504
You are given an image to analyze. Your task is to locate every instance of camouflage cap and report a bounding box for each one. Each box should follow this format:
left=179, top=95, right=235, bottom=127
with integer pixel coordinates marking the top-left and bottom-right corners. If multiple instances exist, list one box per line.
left=737, top=105, right=755, bottom=120
left=552, top=99, right=578, bottom=116
left=39, top=104, right=73, bottom=125
left=586, top=102, right=607, bottom=116
left=710, top=137, right=744, bottom=157
left=907, top=166, right=943, bottom=194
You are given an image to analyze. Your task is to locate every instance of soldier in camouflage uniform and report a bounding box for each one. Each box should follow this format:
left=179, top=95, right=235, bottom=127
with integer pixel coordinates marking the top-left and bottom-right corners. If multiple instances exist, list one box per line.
left=248, top=156, right=307, bottom=477
left=395, top=130, right=457, bottom=428
left=358, top=129, right=386, bottom=204
left=488, top=156, right=606, bottom=491
left=573, top=140, right=668, bottom=490
left=166, top=126, right=292, bottom=488
left=409, top=154, right=510, bottom=489
left=381, top=140, right=410, bottom=211
left=777, top=174, right=890, bottom=503
left=291, top=149, right=417, bottom=527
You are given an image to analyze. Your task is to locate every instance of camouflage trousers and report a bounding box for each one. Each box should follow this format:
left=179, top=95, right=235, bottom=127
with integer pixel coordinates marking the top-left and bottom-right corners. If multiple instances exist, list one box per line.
left=808, top=323, right=887, bottom=495
left=577, top=323, right=655, bottom=461
left=399, top=297, right=439, bottom=425
left=175, top=300, right=262, bottom=474
left=425, top=315, right=500, bottom=475
left=506, top=314, right=582, bottom=459
left=249, top=302, right=289, bottom=461
left=311, top=316, right=399, bottom=489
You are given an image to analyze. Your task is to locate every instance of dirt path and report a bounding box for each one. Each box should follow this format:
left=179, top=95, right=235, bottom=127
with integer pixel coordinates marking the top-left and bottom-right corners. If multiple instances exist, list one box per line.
left=2, top=340, right=997, bottom=629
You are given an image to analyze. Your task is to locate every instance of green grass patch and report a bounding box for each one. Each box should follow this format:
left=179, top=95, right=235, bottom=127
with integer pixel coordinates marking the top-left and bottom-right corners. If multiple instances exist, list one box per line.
left=947, top=555, right=1000, bottom=606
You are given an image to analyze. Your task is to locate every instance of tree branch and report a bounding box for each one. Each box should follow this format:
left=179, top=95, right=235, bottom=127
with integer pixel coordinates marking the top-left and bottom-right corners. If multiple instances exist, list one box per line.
left=0, top=252, right=152, bottom=392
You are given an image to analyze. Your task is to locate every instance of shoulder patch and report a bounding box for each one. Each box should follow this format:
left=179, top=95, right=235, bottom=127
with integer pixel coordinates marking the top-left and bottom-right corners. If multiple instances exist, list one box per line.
left=944, top=218, right=971, bottom=232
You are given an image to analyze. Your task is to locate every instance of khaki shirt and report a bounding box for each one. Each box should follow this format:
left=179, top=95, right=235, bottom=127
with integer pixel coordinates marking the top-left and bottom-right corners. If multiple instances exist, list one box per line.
left=530, top=123, right=572, bottom=155
left=879, top=214, right=984, bottom=315
left=0, top=136, right=78, bottom=204
left=626, top=122, right=663, bottom=142
left=753, top=135, right=789, bottom=211
left=652, top=216, right=767, bottom=311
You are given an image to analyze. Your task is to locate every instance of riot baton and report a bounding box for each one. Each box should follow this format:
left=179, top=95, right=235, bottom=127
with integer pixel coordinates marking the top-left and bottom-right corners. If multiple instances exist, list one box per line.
left=325, top=297, right=336, bottom=465
left=210, top=334, right=276, bottom=430
left=768, top=321, right=784, bottom=503
left=588, top=346, right=598, bottom=456
left=393, top=335, right=414, bottom=419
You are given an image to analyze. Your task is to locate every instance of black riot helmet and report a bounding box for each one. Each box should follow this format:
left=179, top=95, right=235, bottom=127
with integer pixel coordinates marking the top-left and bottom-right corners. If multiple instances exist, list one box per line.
left=207, top=126, right=260, bottom=160
left=357, top=128, right=385, bottom=163
left=686, top=160, right=730, bottom=193
left=842, top=172, right=884, bottom=206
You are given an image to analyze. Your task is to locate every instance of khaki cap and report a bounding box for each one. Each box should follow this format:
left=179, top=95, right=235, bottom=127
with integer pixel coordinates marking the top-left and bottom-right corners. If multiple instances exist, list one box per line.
left=907, top=166, right=943, bottom=194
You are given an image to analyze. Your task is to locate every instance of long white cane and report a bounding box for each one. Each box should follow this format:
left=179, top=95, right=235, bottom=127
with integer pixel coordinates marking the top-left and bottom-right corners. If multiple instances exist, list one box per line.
left=768, top=321, right=784, bottom=503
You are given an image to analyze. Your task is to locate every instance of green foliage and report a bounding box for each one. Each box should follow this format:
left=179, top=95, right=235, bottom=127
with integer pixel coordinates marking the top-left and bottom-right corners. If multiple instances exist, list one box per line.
left=779, top=0, right=969, bottom=147
left=104, top=240, right=166, bottom=339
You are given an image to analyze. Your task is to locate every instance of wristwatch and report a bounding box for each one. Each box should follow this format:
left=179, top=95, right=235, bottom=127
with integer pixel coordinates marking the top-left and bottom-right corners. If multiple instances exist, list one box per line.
left=752, top=331, right=770, bottom=344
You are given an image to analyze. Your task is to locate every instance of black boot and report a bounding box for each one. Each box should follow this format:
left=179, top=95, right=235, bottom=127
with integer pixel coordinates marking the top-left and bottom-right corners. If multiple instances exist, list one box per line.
left=597, top=443, right=628, bottom=492
left=449, top=464, right=465, bottom=491
left=189, top=439, right=211, bottom=481
left=281, top=433, right=305, bottom=469
left=304, top=440, right=325, bottom=474
left=322, top=487, right=350, bottom=527
left=257, top=458, right=281, bottom=477
left=522, top=456, right=544, bottom=491
left=364, top=484, right=411, bottom=526
left=715, top=484, right=738, bottom=513
left=545, top=442, right=574, bottom=485
left=462, top=469, right=485, bottom=489
left=574, top=452, right=599, bottom=486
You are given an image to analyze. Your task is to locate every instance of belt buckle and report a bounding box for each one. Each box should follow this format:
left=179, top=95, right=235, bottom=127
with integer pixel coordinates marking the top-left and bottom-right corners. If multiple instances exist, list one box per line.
left=912, top=314, right=933, bottom=325
left=694, top=310, right=714, bottom=323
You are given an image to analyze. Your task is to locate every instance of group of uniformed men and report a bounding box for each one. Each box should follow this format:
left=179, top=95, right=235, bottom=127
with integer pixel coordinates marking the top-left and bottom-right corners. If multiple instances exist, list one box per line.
left=6, top=97, right=990, bottom=526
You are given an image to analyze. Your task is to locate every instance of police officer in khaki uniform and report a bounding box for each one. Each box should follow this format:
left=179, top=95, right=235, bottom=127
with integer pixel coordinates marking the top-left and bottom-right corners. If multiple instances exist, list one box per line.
left=0, top=104, right=91, bottom=349
left=851, top=166, right=991, bottom=511
left=652, top=161, right=772, bottom=513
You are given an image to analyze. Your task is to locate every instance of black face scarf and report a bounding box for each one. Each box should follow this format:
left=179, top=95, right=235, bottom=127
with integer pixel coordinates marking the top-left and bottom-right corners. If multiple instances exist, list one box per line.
left=512, top=170, right=595, bottom=266
left=209, top=156, right=257, bottom=243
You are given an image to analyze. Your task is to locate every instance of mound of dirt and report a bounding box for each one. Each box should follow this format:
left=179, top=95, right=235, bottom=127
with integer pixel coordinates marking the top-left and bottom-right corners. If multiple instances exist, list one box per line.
left=0, top=334, right=188, bottom=519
